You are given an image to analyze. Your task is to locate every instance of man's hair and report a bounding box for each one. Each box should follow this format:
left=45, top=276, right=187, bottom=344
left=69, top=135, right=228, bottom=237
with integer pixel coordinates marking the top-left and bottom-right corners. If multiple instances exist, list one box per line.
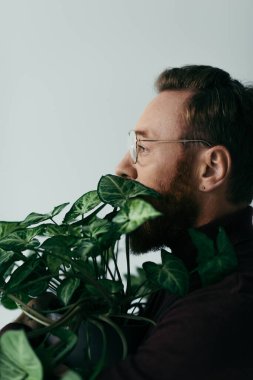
left=156, top=65, right=253, bottom=204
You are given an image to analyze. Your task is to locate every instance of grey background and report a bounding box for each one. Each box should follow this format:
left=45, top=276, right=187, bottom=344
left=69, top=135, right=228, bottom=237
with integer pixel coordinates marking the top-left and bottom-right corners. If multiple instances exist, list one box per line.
left=0, top=0, right=252, bottom=326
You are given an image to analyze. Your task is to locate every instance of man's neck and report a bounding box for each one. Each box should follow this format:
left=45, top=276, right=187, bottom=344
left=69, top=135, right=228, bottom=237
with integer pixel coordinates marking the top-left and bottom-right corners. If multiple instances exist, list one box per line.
left=194, top=199, right=248, bottom=228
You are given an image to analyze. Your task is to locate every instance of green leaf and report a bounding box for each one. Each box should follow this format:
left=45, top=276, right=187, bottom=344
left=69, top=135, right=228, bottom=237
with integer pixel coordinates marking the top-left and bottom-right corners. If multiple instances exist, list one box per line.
left=216, top=227, right=236, bottom=258
left=21, top=212, right=51, bottom=226
left=20, top=203, right=69, bottom=227
left=0, top=222, right=20, bottom=238
left=0, top=233, right=28, bottom=251
left=27, top=279, right=49, bottom=297
left=64, top=191, right=101, bottom=223
left=82, top=217, right=112, bottom=239
left=189, top=227, right=238, bottom=286
left=83, top=218, right=119, bottom=247
left=51, top=202, right=70, bottom=218
left=0, top=227, right=44, bottom=251
left=188, top=228, right=215, bottom=264
left=0, top=259, right=17, bottom=287
left=46, top=327, right=78, bottom=365
left=0, top=248, right=15, bottom=265
left=100, top=279, right=124, bottom=293
left=6, top=257, right=40, bottom=290
left=57, top=277, right=80, bottom=305
left=143, top=250, right=189, bottom=296
left=97, top=174, right=160, bottom=207
left=25, top=225, right=45, bottom=241
left=42, top=223, right=69, bottom=237
left=73, top=238, right=98, bottom=259
left=62, top=370, right=82, bottom=380
left=112, top=199, right=161, bottom=233
left=0, top=294, right=18, bottom=309
left=19, top=202, right=67, bottom=228
left=73, top=217, right=119, bottom=259
left=41, top=235, right=78, bottom=256
left=90, top=279, right=123, bottom=295
left=46, top=254, right=63, bottom=275
left=0, top=330, right=43, bottom=379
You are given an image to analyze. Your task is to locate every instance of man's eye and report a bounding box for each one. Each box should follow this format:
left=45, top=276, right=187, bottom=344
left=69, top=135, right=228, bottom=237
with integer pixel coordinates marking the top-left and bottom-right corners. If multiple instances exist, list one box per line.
left=137, top=144, right=149, bottom=155
left=138, top=144, right=146, bottom=151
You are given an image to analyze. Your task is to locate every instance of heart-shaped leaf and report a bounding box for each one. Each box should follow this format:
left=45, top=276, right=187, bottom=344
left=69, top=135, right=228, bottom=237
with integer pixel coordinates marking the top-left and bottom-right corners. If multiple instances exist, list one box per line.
left=0, top=330, right=43, bottom=379
left=64, top=191, right=101, bottom=223
left=57, top=278, right=80, bottom=305
left=0, top=249, right=15, bottom=265
left=0, top=222, right=20, bottom=238
left=51, top=202, right=70, bottom=218
left=189, top=227, right=238, bottom=286
left=21, top=212, right=51, bottom=226
left=97, top=174, right=160, bottom=207
left=143, top=249, right=189, bottom=296
left=112, top=199, right=161, bottom=233
left=6, top=257, right=41, bottom=290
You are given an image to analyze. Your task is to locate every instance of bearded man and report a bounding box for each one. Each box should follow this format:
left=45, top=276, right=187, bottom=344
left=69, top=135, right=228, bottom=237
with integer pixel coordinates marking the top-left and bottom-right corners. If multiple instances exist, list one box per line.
left=2, top=65, right=253, bottom=380
left=98, top=65, right=253, bottom=379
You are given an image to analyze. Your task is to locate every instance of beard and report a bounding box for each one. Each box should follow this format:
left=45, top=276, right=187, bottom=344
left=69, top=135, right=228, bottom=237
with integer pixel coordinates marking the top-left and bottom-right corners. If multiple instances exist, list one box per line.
left=129, top=152, right=200, bottom=254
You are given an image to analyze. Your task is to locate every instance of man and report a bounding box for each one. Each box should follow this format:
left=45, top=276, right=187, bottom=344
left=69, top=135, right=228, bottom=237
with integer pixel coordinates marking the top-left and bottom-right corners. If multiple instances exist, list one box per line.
left=2, top=65, right=253, bottom=379
left=98, top=65, right=253, bottom=379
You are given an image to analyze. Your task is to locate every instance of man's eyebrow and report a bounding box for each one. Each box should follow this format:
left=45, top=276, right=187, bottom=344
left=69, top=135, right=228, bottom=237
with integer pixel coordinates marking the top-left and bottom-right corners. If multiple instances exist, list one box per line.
left=135, top=129, right=151, bottom=138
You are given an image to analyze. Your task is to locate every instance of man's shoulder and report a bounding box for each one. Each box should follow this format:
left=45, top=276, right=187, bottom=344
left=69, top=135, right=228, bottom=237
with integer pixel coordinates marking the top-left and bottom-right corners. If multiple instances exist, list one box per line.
left=159, top=272, right=253, bottom=329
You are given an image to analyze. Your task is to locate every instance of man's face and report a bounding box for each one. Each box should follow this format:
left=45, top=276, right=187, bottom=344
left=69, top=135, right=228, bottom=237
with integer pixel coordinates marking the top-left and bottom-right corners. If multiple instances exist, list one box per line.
left=116, top=90, right=201, bottom=253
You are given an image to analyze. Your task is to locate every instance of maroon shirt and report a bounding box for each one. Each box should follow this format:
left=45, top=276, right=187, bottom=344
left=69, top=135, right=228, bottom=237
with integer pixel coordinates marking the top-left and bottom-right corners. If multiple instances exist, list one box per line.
left=98, top=207, right=253, bottom=379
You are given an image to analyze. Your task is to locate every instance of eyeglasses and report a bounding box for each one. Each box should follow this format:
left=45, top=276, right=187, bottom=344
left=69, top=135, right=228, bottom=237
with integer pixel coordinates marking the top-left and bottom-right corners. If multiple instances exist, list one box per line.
left=128, top=130, right=213, bottom=164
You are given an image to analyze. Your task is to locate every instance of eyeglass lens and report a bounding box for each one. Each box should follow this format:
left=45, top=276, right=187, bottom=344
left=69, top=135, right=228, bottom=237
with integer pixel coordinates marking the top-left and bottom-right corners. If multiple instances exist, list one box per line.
left=129, top=130, right=137, bottom=163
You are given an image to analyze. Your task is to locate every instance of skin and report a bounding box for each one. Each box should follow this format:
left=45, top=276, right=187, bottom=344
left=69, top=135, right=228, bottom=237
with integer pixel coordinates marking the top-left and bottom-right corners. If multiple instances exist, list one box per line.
left=116, top=90, right=247, bottom=227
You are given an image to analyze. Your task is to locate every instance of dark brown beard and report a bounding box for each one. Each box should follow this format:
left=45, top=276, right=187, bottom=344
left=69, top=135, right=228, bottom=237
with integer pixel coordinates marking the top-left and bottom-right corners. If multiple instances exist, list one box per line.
left=129, top=152, right=200, bottom=254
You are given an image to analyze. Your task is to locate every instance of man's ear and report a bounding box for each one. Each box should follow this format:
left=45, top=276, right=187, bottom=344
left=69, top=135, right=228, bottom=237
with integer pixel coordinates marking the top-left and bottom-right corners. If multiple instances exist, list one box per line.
left=198, top=146, right=231, bottom=192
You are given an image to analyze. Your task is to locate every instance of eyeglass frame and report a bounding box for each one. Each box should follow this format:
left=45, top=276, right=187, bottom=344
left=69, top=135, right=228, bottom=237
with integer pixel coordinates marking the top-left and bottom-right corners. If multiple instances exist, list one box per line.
left=128, top=130, right=213, bottom=164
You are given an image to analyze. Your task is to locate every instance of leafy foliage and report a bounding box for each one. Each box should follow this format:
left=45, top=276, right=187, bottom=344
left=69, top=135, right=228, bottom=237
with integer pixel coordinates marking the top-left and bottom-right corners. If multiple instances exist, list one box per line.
left=143, top=249, right=189, bottom=296
left=62, top=370, right=82, bottom=380
left=189, top=227, right=238, bottom=286
left=0, top=330, right=43, bottom=379
left=63, top=191, right=101, bottom=223
left=57, top=278, right=80, bottom=306
left=0, top=174, right=238, bottom=379
left=112, top=199, right=161, bottom=233
left=97, top=174, right=160, bottom=207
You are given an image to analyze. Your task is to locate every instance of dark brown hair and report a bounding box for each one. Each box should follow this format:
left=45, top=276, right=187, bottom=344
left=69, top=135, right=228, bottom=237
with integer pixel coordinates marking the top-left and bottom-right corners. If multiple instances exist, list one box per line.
left=156, top=65, right=253, bottom=204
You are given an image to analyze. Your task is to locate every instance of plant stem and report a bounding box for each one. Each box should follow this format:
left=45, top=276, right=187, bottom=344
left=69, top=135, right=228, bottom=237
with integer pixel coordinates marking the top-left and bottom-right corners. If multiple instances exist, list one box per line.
left=104, top=259, right=115, bottom=281
left=125, top=235, right=131, bottom=297
left=98, top=315, right=128, bottom=360
left=101, top=249, right=110, bottom=279
left=110, top=245, right=122, bottom=284
left=113, top=240, right=119, bottom=278
left=6, top=293, right=52, bottom=326
left=132, top=280, right=148, bottom=298
left=88, top=319, right=107, bottom=380
left=38, top=251, right=112, bottom=303
left=50, top=217, right=58, bottom=225
left=28, top=304, right=82, bottom=338
left=92, top=256, right=99, bottom=279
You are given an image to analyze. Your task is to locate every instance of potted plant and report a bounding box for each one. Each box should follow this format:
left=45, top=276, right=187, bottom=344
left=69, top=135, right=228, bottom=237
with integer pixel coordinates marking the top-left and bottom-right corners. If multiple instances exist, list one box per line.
left=0, top=175, right=238, bottom=379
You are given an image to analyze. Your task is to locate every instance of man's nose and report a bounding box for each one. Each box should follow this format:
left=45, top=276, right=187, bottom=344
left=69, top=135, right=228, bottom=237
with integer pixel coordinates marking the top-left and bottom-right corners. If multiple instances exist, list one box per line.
left=115, top=153, right=137, bottom=179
